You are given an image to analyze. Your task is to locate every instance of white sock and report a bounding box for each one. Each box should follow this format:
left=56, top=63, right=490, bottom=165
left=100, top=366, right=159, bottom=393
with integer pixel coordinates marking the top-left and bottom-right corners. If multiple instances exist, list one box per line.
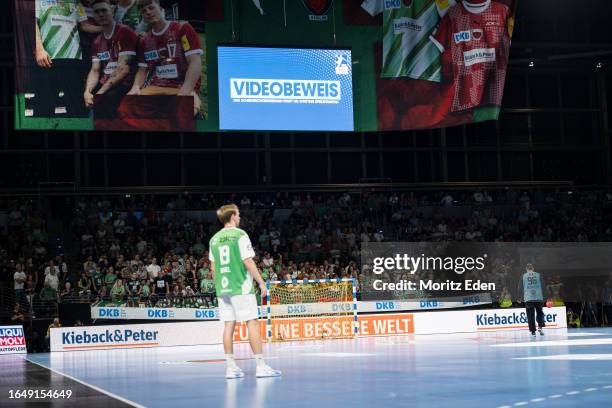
left=254, top=354, right=266, bottom=368
left=225, top=354, right=238, bottom=368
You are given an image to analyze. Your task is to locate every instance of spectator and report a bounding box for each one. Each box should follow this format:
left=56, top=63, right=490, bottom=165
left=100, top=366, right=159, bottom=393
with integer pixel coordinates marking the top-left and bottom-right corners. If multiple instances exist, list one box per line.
left=136, top=263, right=148, bottom=282
left=111, top=279, right=126, bottom=303
left=183, top=284, right=196, bottom=298
left=170, top=284, right=183, bottom=307
left=25, top=274, right=37, bottom=306
left=153, top=270, right=172, bottom=304
left=184, top=260, right=196, bottom=285
left=567, top=308, right=581, bottom=328
left=40, top=282, right=57, bottom=302
left=140, top=280, right=152, bottom=305
left=44, top=260, right=60, bottom=277
left=60, top=282, right=74, bottom=302
left=78, top=272, right=92, bottom=298
left=56, top=256, right=68, bottom=279
left=97, top=285, right=109, bottom=302
left=196, top=260, right=210, bottom=283
left=44, top=267, right=59, bottom=291
left=91, top=265, right=105, bottom=294
left=546, top=274, right=564, bottom=306
left=11, top=303, right=26, bottom=325
left=127, top=272, right=141, bottom=306
left=45, top=317, right=61, bottom=351
left=147, top=257, right=161, bottom=281
left=104, top=267, right=118, bottom=291
left=39, top=282, right=58, bottom=317
left=83, top=256, right=96, bottom=276
left=171, top=260, right=183, bottom=281
left=262, top=252, right=274, bottom=268
left=199, top=271, right=214, bottom=293
left=14, top=263, right=27, bottom=306
left=499, top=287, right=512, bottom=308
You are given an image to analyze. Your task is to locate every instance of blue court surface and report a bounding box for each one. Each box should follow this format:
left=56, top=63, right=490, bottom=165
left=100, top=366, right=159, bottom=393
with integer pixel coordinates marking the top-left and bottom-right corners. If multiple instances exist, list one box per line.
left=22, top=328, right=612, bottom=408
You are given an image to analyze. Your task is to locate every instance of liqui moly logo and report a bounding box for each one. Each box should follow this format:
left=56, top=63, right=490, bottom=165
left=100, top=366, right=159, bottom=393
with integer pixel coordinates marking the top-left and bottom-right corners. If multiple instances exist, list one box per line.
left=0, top=326, right=27, bottom=354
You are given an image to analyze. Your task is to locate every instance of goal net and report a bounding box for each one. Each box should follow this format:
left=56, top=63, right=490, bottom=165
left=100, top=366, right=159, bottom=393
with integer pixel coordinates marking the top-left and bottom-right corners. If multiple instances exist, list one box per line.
left=265, top=278, right=358, bottom=342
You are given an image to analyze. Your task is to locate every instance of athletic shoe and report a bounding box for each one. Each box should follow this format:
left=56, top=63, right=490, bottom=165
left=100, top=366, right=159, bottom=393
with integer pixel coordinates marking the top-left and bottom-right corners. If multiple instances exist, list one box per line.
left=226, top=366, right=245, bottom=379
left=531, top=331, right=536, bottom=337
left=538, top=328, right=544, bottom=336
left=256, top=364, right=282, bottom=378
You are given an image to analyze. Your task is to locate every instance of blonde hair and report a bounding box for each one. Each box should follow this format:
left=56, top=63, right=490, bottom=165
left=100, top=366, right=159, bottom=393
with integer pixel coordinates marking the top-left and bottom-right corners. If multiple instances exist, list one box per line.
left=217, top=204, right=238, bottom=225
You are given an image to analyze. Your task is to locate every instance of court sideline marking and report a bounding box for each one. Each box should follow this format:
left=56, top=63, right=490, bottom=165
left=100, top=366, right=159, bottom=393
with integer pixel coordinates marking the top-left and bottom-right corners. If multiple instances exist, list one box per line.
left=159, top=356, right=279, bottom=365
left=25, top=356, right=145, bottom=408
left=491, top=338, right=612, bottom=348
left=496, top=385, right=612, bottom=408
left=513, top=354, right=612, bottom=361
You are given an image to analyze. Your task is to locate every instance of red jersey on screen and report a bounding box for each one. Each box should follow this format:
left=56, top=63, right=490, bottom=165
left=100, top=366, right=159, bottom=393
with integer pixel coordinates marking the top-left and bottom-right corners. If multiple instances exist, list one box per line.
left=430, top=0, right=511, bottom=112
left=374, top=44, right=472, bottom=131
left=137, top=21, right=203, bottom=91
left=92, top=23, right=138, bottom=87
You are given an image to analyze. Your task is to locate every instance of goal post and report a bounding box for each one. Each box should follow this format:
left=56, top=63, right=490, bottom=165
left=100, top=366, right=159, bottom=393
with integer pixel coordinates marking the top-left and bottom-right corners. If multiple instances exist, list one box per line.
left=265, top=278, right=359, bottom=342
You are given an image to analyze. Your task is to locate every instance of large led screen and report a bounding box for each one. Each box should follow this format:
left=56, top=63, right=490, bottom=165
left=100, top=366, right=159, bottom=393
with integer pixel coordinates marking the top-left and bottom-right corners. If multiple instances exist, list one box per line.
left=217, top=46, right=354, bottom=131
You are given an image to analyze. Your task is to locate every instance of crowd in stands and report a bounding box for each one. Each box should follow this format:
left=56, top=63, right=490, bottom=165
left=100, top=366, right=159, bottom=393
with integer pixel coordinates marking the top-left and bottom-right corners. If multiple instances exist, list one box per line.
left=0, top=198, right=50, bottom=268
left=0, top=199, right=56, bottom=315
left=2, top=190, right=612, bottom=321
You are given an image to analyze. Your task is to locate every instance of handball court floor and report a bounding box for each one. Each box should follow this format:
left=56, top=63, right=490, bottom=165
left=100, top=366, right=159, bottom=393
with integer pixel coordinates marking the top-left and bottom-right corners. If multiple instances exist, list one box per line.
left=5, top=328, right=612, bottom=408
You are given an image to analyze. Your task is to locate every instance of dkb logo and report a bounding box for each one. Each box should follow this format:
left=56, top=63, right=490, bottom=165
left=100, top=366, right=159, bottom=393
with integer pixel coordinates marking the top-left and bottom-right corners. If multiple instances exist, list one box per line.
left=454, top=31, right=472, bottom=43
left=99, top=308, right=119, bottom=317
left=384, top=0, right=401, bottom=9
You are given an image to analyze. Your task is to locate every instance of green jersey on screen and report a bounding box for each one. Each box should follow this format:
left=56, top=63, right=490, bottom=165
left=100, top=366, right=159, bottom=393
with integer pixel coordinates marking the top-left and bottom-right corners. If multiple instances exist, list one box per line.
left=36, top=0, right=87, bottom=60
left=362, top=0, right=455, bottom=81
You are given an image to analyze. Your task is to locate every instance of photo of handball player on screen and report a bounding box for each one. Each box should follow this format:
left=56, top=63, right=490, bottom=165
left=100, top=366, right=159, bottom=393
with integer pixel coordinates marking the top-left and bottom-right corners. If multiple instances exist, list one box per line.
left=83, top=0, right=138, bottom=117
left=33, top=0, right=102, bottom=118
left=122, top=0, right=203, bottom=117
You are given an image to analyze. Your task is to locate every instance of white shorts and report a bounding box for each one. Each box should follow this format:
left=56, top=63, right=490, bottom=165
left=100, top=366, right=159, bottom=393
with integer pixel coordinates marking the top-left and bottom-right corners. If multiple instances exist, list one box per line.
left=218, top=294, right=259, bottom=322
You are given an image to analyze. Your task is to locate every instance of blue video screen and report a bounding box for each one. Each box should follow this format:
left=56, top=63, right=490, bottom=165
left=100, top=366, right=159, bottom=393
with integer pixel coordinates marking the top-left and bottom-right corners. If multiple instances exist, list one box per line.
left=217, top=46, right=354, bottom=131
